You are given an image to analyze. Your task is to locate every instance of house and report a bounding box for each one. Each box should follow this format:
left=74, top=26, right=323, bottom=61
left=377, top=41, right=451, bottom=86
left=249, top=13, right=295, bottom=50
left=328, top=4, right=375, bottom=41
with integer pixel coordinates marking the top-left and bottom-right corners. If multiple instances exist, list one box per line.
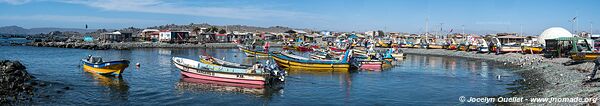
left=141, top=29, right=160, bottom=42
left=99, top=31, right=132, bottom=43
left=159, top=30, right=190, bottom=43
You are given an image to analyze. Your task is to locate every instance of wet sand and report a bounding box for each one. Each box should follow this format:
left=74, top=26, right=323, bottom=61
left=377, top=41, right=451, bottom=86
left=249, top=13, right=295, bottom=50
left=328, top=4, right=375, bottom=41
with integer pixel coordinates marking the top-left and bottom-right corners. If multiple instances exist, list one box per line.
left=402, top=48, right=600, bottom=105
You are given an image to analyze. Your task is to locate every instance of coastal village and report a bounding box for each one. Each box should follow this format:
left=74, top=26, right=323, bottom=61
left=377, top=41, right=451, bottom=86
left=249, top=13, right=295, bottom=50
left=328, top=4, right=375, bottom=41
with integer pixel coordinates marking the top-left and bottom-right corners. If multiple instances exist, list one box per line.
left=2, top=22, right=600, bottom=105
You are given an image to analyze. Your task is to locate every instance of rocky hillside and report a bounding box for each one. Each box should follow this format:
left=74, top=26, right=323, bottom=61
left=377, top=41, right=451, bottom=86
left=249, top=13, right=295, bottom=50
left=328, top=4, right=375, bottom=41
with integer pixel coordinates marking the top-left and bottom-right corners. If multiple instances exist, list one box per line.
left=146, top=23, right=307, bottom=33
left=0, top=26, right=96, bottom=35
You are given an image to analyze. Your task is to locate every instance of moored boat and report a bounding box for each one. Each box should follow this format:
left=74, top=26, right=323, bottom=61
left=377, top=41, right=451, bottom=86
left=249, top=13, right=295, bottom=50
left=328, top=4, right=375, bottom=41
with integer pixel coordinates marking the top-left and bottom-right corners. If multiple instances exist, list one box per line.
left=81, top=56, right=130, bottom=76
left=237, top=45, right=270, bottom=57
left=270, top=50, right=352, bottom=72
left=172, top=57, right=285, bottom=85
left=522, top=46, right=543, bottom=54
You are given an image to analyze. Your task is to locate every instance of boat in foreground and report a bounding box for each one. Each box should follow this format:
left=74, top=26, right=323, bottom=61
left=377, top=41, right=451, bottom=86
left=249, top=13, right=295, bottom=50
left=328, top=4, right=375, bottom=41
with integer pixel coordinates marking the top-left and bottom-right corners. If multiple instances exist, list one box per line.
left=81, top=56, right=130, bottom=76
left=172, top=57, right=285, bottom=85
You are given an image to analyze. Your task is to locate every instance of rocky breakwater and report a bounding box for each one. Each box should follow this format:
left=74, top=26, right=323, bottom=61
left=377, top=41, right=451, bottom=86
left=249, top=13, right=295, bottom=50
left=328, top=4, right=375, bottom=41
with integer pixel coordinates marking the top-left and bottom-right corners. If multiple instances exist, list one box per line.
left=402, top=48, right=600, bottom=105
left=27, top=42, right=110, bottom=50
left=0, top=60, right=35, bottom=103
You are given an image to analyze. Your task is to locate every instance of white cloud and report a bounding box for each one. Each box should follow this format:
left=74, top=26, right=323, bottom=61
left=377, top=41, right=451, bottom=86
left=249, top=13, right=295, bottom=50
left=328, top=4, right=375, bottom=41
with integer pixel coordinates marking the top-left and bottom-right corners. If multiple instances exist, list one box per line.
left=0, top=0, right=31, bottom=5
left=0, top=15, right=163, bottom=23
left=57, top=0, right=319, bottom=20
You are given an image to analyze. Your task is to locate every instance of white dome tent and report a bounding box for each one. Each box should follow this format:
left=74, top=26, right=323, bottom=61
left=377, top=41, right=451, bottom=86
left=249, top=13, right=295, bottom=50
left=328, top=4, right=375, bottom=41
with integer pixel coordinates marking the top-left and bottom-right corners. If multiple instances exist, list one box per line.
left=538, top=27, right=573, bottom=44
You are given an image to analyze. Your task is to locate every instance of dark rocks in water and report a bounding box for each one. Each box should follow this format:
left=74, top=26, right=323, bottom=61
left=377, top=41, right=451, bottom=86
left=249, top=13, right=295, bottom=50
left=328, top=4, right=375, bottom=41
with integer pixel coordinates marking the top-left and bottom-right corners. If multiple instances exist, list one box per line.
left=0, top=60, right=35, bottom=103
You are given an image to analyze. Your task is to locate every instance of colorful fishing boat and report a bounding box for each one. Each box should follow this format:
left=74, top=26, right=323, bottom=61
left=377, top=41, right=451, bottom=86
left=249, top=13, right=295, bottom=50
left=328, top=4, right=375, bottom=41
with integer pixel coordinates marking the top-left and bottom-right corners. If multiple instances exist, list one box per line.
left=387, top=48, right=405, bottom=60
left=295, top=45, right=314, bottom=52
left=172, top=57, right=285, bottom=85
left=237, top=45, right=270, bottom=57
left=522, top=46, right=543, bottom=54
left=328, top=46, right=347, bottom=52
left=81, top=56, right=130, bottom=76
left=199, top=55, right=252, bottom=69
left=350, top=55, right=393, bottom=71
left=270, top=50, right=352, bottom=72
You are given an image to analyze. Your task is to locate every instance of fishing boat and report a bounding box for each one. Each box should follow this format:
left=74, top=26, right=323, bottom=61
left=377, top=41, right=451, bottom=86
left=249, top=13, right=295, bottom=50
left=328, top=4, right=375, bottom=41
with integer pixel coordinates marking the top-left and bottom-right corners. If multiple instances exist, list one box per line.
left=426, top=38, right=445, bottom=49
left=172, top=57, right=285, bottom=85
left=376, top=39, right=390, bottom=48
left=295, top=45, right=314, bottom=52
left=81, top=56, right=130, bottom=76
left=351, top=56, right=389, bottom=71
left=387, top=48, right=405, bottom=60
left=237, top=45, right=270, bottom=57
left=521, top=39, right=544, bottom=54
left=270, top=50, right=352, bottom=72
left=522, top=46, right=543, bottom=54
left=476, top=39, right=490, bottom=53
left=491, top=35, right=525, bottom=54
left=199, top=55, right=252, bottom=69
left=328, top=46, right=347, bottom=52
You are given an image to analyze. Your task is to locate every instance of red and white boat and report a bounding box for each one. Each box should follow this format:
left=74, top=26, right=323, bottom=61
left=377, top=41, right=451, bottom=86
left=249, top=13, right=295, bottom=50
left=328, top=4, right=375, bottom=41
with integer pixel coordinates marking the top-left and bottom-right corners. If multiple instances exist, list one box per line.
left=172, top=57, right=285, bottom=85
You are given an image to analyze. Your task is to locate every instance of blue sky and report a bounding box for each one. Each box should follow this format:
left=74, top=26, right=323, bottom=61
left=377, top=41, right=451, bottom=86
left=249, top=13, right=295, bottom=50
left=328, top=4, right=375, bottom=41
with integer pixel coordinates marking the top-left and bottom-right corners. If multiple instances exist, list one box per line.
left=0, top=0, right=598, bottom=35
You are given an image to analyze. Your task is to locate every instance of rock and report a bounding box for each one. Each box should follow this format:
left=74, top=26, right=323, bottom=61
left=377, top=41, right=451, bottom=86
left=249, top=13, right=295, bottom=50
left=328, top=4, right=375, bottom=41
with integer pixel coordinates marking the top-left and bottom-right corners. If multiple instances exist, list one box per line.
left=0, top=60, right=35, bottom=103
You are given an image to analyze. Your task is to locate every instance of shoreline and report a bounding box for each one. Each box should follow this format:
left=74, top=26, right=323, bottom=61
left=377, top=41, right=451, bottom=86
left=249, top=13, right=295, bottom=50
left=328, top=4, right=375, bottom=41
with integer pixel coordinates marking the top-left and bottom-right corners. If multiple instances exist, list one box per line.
left=22, top=42, right=284, bottom=50
left=402, top=48, right=599, bottom=105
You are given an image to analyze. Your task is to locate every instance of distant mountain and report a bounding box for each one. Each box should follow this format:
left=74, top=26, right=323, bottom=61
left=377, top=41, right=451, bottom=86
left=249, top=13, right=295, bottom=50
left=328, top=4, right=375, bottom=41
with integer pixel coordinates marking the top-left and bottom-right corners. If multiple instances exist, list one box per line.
left=0, top=26, right=96, bottom=35
left=0, top=26, right=28, bottom=35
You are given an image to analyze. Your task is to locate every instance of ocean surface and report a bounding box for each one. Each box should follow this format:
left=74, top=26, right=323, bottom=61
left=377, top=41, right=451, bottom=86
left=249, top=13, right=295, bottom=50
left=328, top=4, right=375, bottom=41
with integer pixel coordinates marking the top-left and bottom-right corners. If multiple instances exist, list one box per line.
left=0, top=45, right=521, bottom=105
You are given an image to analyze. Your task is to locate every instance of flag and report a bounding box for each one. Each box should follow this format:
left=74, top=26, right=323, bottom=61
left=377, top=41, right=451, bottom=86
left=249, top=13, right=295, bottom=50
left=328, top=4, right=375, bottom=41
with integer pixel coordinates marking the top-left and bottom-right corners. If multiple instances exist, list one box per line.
left=571, top=17, right=577, bottom=22
left=85, top=24, right=88, bottom=29
left=450, top=29, right=453, bottom=32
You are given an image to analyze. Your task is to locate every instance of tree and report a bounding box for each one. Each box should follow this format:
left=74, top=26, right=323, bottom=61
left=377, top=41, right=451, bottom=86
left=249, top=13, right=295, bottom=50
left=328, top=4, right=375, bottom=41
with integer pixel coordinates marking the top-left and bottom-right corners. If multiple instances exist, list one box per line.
left=208, top=26, right=219, bottom=33
left=218, top=29, right=227, bottom=34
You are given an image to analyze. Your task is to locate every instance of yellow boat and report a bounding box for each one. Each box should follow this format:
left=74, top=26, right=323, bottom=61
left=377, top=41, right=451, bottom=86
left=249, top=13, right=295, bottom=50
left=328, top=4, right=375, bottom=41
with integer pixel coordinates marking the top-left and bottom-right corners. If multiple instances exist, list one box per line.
left=270, top=51, right=351, bottom=72
left=377, top=41, right=390, bottom=48
left=522, top=46, right=543, bottom=54
left=570, top=52, right=600, bottom=61
left=237, top=45, right=270, bottom=57
left=427, top=45, right=444, bottom=49
left=81, top=56, right=129, bottom=76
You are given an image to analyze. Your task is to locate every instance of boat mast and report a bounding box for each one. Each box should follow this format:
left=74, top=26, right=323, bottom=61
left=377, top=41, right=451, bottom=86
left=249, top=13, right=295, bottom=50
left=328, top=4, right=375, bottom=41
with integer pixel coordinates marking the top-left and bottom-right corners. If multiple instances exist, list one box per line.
left=520, top=24, right=523, bottom=36
left=425, top=17, right=429, bottom=36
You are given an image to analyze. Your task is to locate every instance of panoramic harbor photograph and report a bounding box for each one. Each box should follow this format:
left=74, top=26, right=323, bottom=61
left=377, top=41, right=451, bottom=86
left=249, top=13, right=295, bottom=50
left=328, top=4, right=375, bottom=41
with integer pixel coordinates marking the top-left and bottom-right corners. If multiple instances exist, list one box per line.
left=1, top=0, right=599, bottom=105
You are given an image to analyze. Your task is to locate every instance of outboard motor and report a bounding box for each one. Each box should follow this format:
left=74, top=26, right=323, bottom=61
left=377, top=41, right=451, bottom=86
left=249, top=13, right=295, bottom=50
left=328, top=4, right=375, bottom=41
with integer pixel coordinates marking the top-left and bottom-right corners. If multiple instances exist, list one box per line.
left=265, top=60, right=286, bottom=82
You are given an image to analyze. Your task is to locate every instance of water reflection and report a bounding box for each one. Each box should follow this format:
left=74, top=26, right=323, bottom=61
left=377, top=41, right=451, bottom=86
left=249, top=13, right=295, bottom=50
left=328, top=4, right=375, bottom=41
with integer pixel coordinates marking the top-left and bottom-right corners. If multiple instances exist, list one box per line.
left=176, top=77, right=282, bottom=98
left=82, top=72, right=129, bottom=102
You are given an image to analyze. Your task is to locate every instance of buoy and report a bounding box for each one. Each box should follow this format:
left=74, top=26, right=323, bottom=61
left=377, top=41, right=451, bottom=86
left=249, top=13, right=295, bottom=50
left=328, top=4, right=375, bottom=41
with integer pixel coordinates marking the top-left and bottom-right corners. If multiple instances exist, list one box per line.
left=136, top=63, right=140, bottom=68
left=497, top=75, right=501, bottom=80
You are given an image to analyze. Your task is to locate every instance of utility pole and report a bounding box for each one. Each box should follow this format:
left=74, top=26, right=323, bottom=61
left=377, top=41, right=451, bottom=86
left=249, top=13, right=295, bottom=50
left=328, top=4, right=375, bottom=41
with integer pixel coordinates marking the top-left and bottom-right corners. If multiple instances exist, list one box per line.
left=461, top=25, right=465, bottom=35
left=440, top=23, right=444, bottom=38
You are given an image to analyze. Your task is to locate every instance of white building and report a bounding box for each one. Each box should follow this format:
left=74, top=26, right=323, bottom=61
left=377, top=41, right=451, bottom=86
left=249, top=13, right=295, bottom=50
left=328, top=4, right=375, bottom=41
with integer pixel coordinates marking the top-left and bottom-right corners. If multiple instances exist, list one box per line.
left=159, top=30, right=172, bottom=42
left=538, top=27, right=573, bottom=44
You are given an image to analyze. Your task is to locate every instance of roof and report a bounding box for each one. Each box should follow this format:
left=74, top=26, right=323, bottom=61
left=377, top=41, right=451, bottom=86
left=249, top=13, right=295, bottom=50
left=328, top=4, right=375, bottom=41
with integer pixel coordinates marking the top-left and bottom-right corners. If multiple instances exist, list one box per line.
left=293, top=30, right=307, bottom=34
left=538, top=27, right=573, bottom=44
left=551, top=37, right=587, bottom=41
left=142, top=29, right=160, bottom=33
left=496, top=35, right=525, bottom=39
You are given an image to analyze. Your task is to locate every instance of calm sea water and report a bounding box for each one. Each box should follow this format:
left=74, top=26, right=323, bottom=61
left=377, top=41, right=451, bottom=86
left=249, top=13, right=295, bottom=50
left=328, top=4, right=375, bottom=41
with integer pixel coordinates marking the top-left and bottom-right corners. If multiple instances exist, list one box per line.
left=0, top=46, right=520, bottom=105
